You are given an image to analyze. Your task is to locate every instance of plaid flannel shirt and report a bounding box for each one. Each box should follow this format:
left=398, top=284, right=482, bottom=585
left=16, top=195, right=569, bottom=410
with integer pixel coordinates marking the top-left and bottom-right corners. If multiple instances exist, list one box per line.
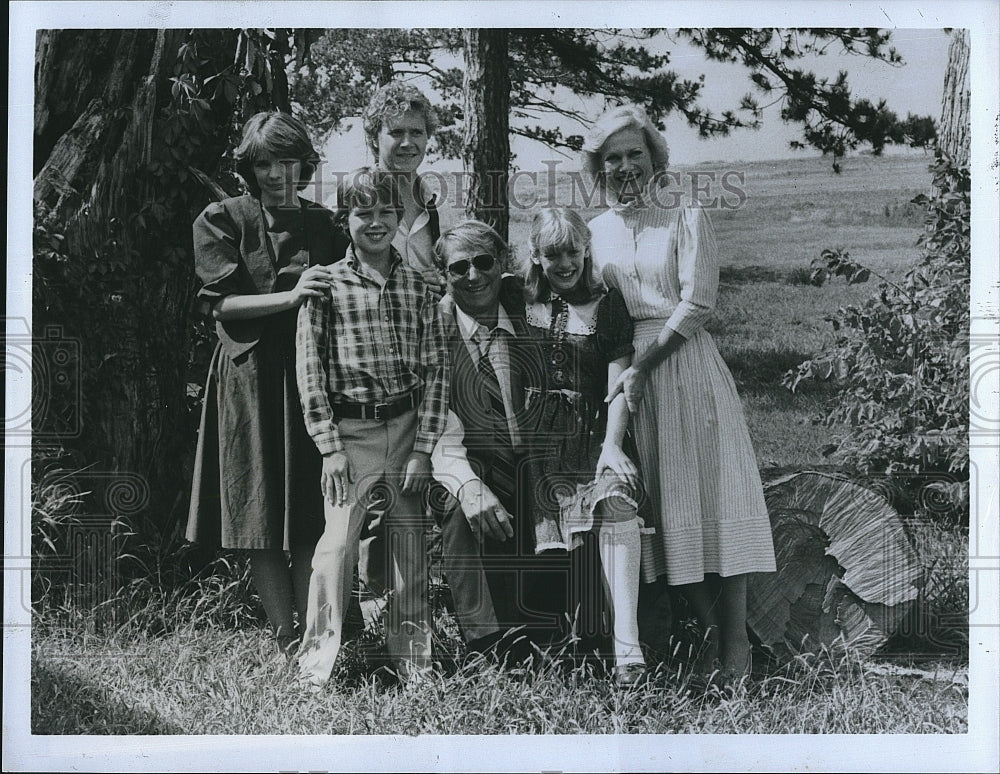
left=296, top=246, right=449, bottom=456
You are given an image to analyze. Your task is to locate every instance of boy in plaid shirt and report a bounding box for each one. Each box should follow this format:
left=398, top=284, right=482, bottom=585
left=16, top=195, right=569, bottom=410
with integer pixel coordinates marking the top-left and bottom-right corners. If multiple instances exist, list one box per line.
left=295, top=168, right=449, bottom=685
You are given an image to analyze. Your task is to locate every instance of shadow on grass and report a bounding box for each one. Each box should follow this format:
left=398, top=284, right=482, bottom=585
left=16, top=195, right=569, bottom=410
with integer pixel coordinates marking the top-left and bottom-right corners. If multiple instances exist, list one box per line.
left=31, top=659, right=183, bottom=734
left=715, top=345, right=838, bottom=395
left=720, top=264, right=814, bottom=286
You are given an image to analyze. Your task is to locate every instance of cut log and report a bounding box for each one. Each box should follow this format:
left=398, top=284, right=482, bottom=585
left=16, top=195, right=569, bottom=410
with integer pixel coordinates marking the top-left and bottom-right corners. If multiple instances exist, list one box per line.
left=747, top=471, right=925, bottom=661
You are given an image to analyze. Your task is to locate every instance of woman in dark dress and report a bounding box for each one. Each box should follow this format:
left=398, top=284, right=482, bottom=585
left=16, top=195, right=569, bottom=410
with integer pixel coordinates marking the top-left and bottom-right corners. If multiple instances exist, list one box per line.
left=186, top=112, right=340, bottom=655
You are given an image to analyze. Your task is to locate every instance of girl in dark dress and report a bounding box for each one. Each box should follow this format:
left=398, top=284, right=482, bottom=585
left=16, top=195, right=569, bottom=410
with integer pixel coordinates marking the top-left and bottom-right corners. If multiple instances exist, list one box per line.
left=521, top=207, right=646, bottom=683
left=186, top=112, right=341, bottom=655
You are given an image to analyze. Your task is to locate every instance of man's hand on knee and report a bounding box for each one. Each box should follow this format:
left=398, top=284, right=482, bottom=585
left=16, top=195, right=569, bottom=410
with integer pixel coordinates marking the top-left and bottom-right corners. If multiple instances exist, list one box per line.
left=457, top=479, right=514, bottom=543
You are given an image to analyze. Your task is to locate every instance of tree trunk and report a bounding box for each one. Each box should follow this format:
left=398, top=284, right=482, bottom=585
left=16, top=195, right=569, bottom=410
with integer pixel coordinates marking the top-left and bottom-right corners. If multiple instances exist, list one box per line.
left=34, top=29, right=159, bottom=203
left=33, top=29, right=242, bottom=534
left=938, top=29, right=970, bottom=169
left=461, top=29, right=511, bottom=246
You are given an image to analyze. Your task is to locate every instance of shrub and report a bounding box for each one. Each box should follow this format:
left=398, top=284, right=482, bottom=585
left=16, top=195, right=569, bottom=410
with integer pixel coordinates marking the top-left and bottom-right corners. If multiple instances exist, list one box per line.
left=31, top=457, right=86, bottom=611
left=885, top=513, right=968, bottom=659
left=784, top=154, right=969, bottom=510
left=29, top=449, right=263, bottom=634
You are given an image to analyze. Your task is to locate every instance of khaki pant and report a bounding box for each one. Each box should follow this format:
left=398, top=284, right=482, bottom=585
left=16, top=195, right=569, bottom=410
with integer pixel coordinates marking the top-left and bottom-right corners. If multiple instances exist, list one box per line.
left=298, top=409, right=431, bottom=683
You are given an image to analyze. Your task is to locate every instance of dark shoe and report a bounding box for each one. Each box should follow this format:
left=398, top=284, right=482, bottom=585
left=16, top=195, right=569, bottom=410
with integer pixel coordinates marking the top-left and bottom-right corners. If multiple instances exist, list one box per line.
left=466, top=631, right=505, bottom=657
left=276, top=634, right=301, bottom=662
left=467, top=629, right=533, bottom=667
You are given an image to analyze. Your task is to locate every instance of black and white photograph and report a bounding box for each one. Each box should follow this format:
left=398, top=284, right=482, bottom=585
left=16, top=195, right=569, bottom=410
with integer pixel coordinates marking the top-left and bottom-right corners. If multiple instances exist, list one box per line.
left=5, top=1, right=999, bottom=771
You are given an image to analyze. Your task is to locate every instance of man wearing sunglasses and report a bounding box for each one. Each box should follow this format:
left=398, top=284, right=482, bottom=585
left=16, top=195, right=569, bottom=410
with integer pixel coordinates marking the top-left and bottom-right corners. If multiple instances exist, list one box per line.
left=430, top=220, right=568, bottom=663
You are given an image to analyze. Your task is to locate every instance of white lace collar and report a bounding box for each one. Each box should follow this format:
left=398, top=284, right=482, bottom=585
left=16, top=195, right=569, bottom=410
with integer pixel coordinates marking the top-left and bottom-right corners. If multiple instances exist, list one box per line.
left=526, top=296, right=601, bottom=336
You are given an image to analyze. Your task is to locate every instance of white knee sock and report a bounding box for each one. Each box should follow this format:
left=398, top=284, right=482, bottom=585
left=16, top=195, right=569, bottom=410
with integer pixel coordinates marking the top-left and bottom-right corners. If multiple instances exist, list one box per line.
left=597, top=516, right=644, bottom=667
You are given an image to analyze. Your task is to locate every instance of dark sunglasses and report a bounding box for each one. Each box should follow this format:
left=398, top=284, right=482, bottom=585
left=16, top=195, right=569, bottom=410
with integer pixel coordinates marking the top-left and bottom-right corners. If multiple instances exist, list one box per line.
left=447, top=253, right=497, bottom=277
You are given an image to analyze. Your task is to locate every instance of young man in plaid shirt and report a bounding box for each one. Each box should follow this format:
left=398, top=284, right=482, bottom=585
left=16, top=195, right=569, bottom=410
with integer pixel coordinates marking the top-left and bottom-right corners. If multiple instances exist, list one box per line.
left=295, top=168, right=449, bottom=686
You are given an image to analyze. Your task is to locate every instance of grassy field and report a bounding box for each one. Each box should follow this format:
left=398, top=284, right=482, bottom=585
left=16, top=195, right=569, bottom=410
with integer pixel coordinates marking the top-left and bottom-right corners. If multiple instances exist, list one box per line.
left=708, top=155, right=930, bottom=468
left=706, top=155, right=930, bottom=334
left=30, top=153, right=969, bottom=740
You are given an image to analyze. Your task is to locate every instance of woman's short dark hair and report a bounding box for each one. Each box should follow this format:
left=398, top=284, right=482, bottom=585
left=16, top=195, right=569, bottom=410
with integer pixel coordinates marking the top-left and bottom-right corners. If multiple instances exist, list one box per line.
left=333, top=167, right=404, bottom=231
left=362, top=81, right=438, bottom=157
left=234, top=111, right=320, bottom=197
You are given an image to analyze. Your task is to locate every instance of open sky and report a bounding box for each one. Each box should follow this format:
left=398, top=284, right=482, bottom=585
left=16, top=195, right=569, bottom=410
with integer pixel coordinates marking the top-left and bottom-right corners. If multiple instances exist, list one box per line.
left=321, top=28, right=953, bottom=174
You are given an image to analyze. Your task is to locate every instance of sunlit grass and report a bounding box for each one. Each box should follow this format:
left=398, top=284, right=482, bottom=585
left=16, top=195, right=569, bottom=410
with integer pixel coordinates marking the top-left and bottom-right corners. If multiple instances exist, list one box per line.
left=32, top=618, right=967, bottom=735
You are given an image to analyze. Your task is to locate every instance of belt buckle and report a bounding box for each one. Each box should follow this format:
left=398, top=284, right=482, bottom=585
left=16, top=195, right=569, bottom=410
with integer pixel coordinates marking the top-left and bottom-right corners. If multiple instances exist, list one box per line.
left=372, top=402, right=389, bottom=421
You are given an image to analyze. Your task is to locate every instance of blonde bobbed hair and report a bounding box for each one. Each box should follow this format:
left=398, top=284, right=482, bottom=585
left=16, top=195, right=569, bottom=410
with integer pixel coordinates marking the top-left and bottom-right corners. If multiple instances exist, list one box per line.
left=580, top=104, right=670, bottom=185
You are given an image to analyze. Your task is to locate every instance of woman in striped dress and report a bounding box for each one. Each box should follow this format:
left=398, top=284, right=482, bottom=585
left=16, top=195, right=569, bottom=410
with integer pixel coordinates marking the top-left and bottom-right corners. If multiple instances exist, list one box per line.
left=581, top=105, right=776, bottom=683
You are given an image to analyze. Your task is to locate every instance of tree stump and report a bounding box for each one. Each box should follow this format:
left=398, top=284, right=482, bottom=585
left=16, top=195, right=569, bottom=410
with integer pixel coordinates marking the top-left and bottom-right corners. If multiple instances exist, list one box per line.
left=747, top=471, right=926, bottom=661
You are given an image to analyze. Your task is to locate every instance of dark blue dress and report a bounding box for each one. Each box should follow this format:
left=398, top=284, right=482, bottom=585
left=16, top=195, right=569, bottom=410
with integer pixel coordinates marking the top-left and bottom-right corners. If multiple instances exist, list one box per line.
left=186, top=196, right=341, bottom=550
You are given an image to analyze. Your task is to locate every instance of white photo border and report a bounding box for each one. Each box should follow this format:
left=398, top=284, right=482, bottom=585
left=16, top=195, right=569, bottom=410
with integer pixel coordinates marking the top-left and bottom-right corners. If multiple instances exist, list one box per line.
left=6, top=2, right=999, bottom=772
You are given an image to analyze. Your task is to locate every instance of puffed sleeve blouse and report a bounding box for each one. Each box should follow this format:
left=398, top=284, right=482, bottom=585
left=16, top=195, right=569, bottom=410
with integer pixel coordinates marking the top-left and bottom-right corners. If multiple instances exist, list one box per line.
left=594, top=287, right=635, bottom=363
left=193, top=195, right=344, bottom=358
left=588, top=199, right=719, bottom=340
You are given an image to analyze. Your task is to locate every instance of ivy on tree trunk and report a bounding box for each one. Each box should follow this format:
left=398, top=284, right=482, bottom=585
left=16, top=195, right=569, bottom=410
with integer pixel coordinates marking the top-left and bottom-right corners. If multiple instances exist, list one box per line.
left=32, top=28, right=288, bottom=535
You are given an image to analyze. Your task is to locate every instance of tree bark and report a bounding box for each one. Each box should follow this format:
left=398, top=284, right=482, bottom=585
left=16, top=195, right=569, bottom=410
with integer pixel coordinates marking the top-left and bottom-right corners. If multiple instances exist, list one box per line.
left=34, top=30, right=153, bottom=176
left=34, top=30, right=158, bottom=203
left=938, top=29, right=970, bottom=169
left=461, top=29, right=511, bottom=245
left=33, top=29, right=241, bottom=533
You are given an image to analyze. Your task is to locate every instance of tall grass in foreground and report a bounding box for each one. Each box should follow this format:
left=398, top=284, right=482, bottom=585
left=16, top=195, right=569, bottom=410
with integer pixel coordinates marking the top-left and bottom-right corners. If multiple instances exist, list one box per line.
left=32, top=508, right=969, bottom=735
left=32, top=620, right=967, bottom=735
left=29, top=472, right=970, bottom=734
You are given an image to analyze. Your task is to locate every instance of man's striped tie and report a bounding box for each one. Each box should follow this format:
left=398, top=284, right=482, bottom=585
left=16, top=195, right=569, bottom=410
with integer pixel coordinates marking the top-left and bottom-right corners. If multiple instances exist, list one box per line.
left=476, top=332, right=518, bottom=510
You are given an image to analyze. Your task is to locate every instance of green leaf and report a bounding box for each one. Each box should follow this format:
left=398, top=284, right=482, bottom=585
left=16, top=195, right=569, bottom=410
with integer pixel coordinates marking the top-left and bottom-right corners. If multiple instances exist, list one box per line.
left=809, top=267, right=828, bottom=286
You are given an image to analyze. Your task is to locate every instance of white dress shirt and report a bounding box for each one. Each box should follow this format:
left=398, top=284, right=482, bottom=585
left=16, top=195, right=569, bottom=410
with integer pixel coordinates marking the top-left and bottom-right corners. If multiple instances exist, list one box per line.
left=431, top=302, right=519, bottom=499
